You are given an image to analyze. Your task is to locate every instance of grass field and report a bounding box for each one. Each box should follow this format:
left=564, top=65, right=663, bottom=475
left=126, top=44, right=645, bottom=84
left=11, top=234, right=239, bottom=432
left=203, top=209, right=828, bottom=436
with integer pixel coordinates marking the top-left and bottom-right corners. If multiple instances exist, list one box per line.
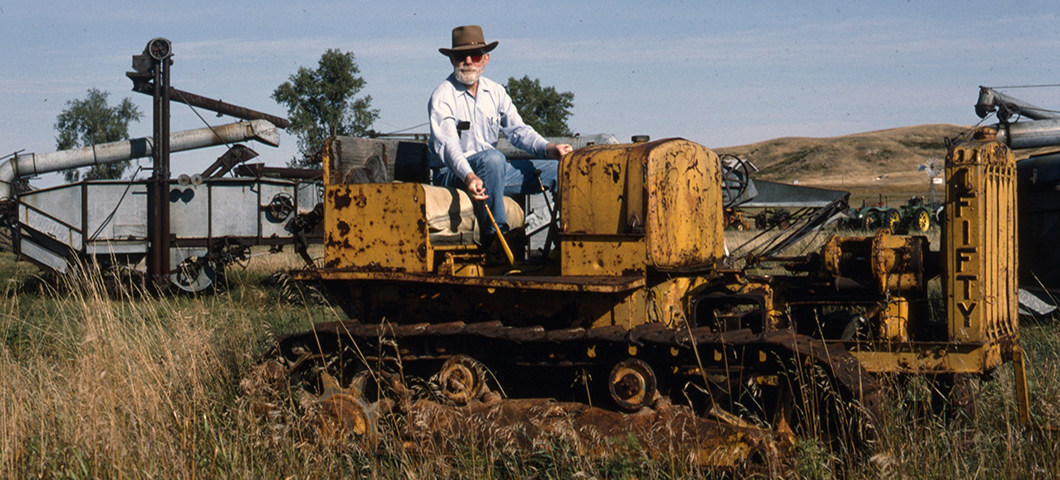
left=2, top=234, right=1060, bottom=478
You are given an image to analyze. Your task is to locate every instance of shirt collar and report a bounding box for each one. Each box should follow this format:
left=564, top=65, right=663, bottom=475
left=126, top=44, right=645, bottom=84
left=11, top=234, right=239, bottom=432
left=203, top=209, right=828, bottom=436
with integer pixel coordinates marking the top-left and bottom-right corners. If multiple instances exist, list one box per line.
left=447, top=73, right=491, bottom=97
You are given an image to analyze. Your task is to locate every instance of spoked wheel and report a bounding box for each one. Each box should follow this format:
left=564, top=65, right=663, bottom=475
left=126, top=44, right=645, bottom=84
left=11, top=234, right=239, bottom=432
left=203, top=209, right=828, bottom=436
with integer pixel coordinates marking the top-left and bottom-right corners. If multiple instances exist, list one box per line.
left=720, top=154, right=753, bottom=208
left=910, top=207, right=932, bottom=233
left=882, top=209, right=901, bottom=232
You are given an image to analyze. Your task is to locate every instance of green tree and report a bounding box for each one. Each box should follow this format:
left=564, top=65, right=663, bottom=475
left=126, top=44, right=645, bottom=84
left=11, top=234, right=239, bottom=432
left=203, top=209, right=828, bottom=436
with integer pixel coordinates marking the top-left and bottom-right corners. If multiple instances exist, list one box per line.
left=54, top=88, right=143, bottom=182
left=505, top=76, right=575, bottom=137
left=272, top=49, right=380, bottom=167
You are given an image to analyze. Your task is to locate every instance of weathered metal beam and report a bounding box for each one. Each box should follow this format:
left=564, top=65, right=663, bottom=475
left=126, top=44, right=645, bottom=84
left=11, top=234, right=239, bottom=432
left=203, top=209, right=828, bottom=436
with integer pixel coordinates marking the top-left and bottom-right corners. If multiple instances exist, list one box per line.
left=129, top=80, right=290, bottom=129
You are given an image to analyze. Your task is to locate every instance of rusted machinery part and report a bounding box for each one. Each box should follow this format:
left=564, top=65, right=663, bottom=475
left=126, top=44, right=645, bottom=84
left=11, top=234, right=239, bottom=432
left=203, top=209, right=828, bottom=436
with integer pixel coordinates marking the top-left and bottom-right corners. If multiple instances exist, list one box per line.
left=608, top=358, right=658, bottom=411
left=249, top=355, right=790, bottom=470
left=401, top=396, right=790, bottom=470
left=311, top=371, right=381, bottom=445
left=170, top=257, right=218, bottom=293
left=432, top=354, right=488, bottom=406
left=273, top=321, right=881, bottom=444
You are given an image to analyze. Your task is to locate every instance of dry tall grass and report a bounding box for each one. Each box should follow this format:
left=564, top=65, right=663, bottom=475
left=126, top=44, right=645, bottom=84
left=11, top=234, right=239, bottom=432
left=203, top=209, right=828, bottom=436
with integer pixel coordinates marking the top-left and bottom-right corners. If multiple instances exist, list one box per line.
left=0, top=252, right=334, bottom=478
left=0, top=252, right=671, bottom=478
left=3, top=237, right=1060, bottom=478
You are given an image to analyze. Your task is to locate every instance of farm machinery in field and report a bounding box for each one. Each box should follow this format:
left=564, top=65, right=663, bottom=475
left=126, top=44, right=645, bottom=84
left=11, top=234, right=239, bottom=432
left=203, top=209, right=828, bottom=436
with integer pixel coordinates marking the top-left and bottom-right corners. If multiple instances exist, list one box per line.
left=846, top=196, right=935, bottom=234
left=253, top=123, right=1034, bottom=469
left=0, top=38, right=321, bottom=292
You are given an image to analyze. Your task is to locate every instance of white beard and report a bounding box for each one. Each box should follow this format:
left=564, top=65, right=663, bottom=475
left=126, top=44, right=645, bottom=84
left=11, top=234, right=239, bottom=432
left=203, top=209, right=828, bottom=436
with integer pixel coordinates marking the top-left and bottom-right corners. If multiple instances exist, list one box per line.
left=454, top=65, right=482, bottom=86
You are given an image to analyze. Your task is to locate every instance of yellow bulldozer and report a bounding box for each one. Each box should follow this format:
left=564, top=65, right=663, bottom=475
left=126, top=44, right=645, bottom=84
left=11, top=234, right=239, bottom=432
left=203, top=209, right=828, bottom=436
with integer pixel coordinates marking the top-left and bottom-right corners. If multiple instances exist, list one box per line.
left=259, top=126, right=1027, bottom=468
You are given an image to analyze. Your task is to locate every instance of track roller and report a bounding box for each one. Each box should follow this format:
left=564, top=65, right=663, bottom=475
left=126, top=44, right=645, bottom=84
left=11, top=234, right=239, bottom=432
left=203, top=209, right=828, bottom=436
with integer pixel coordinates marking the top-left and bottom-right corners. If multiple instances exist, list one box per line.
left=608, top=358, right=658, bottom=410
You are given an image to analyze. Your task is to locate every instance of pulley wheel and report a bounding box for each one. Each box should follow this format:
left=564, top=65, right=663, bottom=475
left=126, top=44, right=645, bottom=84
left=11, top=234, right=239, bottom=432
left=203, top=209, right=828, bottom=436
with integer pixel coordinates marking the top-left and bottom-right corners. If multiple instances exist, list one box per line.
left=437, top=355, right=487, bottom=405
left=608, top=358, right=657, bottom=411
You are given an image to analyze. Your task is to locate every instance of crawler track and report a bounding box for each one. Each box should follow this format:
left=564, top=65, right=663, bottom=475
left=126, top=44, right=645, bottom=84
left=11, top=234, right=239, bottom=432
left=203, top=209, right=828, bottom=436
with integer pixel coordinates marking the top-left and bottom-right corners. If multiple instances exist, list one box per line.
left=264, top=320, right=880, bottom=465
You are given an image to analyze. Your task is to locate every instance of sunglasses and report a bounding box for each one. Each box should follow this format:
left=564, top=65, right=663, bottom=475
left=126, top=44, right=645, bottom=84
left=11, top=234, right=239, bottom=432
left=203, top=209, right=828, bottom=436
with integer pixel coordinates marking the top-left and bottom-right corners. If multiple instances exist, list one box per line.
left=451, top=51, right=486, bottom=63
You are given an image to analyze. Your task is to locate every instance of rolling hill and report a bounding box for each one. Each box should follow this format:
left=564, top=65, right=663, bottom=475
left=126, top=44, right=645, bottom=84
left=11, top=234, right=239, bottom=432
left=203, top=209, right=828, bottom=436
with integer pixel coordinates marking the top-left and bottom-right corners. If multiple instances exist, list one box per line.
left=713, top=124, right=968, bottom=205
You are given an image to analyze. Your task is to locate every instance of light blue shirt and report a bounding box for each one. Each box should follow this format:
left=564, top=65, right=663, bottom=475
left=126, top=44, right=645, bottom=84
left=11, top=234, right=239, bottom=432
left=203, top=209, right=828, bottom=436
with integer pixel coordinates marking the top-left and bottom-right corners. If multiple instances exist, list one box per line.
left=428, top=74, right=550, bottom=182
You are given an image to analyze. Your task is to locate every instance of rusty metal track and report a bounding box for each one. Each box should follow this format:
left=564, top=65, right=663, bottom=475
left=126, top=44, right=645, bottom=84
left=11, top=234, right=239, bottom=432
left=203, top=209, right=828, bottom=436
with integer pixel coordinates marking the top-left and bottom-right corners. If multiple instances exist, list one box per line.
left=276, top=320, right=881, bottom=415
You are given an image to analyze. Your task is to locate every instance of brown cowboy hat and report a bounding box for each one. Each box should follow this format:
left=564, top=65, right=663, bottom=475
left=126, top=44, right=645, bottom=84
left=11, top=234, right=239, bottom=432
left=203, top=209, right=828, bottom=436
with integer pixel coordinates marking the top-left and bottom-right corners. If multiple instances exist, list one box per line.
left=439, top=25, right=498, bottom=56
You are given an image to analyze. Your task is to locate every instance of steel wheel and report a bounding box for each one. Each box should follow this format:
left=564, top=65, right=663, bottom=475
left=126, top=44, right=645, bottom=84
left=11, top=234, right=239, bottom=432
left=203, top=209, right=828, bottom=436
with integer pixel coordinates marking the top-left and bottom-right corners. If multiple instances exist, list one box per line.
left=608, top=358, right=658, bottom=411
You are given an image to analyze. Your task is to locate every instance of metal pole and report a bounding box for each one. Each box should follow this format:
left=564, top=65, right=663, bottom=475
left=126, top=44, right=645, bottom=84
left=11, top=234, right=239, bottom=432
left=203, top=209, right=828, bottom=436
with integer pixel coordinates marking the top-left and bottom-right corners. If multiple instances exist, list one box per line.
left=147, top=38, right=173, bottom=289
left=159, top=55, right=171, bottom=287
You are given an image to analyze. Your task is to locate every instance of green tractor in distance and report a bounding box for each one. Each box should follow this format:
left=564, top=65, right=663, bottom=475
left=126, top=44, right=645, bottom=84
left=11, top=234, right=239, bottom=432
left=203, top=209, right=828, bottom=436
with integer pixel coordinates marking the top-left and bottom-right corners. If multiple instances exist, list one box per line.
left=847, top=196, right=933, bottom=234
left=896, top=196, right=934, bottom=234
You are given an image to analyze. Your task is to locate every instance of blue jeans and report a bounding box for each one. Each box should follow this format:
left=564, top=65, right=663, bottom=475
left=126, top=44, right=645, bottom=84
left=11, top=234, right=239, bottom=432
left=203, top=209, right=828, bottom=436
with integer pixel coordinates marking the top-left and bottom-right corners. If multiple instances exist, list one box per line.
left=433, top=148, right=558, bottom=235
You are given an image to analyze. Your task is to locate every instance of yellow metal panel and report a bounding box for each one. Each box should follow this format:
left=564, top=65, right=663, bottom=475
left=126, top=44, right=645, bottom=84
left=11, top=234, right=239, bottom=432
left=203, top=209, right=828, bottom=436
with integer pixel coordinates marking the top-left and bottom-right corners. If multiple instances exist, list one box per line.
left=644, top=139, right=725, bottom=270
left=561, top=236, right=645, bottom=276
left=558, top=138, right=724, bottom=273
left=879, top=298, right=909, bottom=342
left=942, top=128, right=1018, bottom=344
left=296, top=269, right=646, bottom=293
left=849, top=343, right=1002, bottom=374
left=559, top=143, right=645, bottom=235
left=323, top=183, right=430, bottom=272
left=322, top=136, right=336, bottom=186
left=589, top=289, right=646, bottom=329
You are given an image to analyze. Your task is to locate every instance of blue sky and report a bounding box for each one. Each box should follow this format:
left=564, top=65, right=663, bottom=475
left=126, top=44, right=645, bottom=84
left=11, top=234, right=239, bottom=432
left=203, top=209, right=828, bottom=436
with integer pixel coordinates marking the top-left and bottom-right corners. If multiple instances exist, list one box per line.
left=2, top=1, right=1059, bottom=183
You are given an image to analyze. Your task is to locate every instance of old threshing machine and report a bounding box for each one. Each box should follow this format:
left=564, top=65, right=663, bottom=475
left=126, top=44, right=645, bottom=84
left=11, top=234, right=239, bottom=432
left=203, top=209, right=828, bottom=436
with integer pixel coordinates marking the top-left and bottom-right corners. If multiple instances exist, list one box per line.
left=0, top=38, right=320, bottom=292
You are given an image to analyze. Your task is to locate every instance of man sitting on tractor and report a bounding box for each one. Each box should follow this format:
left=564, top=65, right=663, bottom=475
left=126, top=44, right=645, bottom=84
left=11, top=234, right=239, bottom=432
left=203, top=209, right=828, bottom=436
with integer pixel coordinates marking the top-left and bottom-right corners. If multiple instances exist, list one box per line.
left=428, top=25, right=572, bottom=241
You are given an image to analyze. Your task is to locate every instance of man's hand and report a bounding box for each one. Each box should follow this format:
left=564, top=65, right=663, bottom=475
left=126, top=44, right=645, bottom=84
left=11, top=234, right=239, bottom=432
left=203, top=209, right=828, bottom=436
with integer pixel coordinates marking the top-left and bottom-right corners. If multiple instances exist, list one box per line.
left=546, top=143, right=574, bottom=159
left=464, top=172, right=489, bottom=200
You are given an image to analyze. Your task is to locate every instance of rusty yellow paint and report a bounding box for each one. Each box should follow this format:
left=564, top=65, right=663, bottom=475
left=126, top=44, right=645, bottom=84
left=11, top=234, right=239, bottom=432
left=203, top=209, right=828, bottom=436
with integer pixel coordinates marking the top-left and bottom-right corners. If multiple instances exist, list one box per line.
left=820, top=231, right=928, bottom=295
left=849, top=342, right=1003, bottom=374
left=1012, top=344, right=1032, bottom=426
left=942, top=127, right=1018, bottom=344
left=644, top=139, right=725, bottom=270
left=879, top=298, right=909, bottom=342
left=303, top=268, right=646, bottom=293
left=646, top=277, right=694, bottom=328
left=436, top=253, right=485, bottom=277
left=588, top=289, right=647, bottom=329
left=559, top=138, right=724, bottom=274
left=561, top=236, right=645, bottom=276
left=559, top=142, right=647, bottom=235
left=323, top=183, right=431, bottom=272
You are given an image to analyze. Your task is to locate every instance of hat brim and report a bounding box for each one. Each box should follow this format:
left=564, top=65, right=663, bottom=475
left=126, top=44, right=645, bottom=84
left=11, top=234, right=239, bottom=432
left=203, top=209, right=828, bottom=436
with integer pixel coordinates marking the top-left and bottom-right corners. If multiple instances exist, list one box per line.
left=439, top=41, right=498, bottom=56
